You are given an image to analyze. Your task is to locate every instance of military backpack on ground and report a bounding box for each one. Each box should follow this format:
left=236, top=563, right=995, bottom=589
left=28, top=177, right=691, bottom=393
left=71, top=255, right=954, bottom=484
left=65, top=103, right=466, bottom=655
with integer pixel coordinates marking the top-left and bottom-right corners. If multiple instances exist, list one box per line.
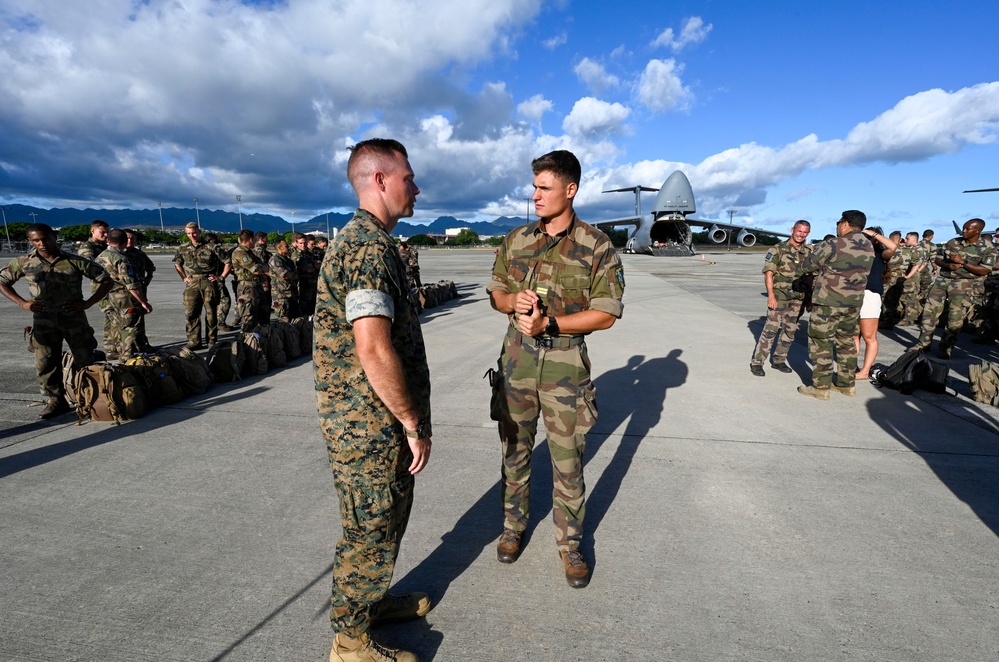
left=291, top=316, right=313, bottom=355
left=872, top=348, right=948, bottom=395
left=62, top=351, right=81, bottom=408
left=207, top=341, right=245, bottom=383
left=272, top=319, right=302, bottom=359
left=969, top=361, right=999, bottom=407
left=240, top=331, right=269, bottom=376
left=124, top=354, right=185, bottom=406
left=165, top=347, right=213, bottom=395
left=74, top=362, right=148, bottom=423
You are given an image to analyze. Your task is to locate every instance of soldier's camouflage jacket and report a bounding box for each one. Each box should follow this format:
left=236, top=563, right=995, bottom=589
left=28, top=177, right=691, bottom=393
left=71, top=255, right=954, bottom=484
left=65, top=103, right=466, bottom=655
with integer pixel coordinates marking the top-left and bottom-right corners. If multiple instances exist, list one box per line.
left=173, top=239, right=229, bottom=276
left=314, top=209, right=431, bottom=436
left=486, top=214, right=625, bottom=327
left=934, top=235, right=998, bottom=281
left=886, top=245, right=910, bottom=280
left=96, top=246, right=141, bottom=300
left=252, top=245, right=271, bottom=264
left=1, top=247, right=109, bottom=306
left=763, top=240, right=812, bottom=301
left=126, top=247, right=155, bottom=285
left=796, top=230, right=874, bottom=307
left=268, top=252, right=298, bottom=298
left=77, top=239, right=108, bottom=292
left=231, top=245, right=266, bottom=284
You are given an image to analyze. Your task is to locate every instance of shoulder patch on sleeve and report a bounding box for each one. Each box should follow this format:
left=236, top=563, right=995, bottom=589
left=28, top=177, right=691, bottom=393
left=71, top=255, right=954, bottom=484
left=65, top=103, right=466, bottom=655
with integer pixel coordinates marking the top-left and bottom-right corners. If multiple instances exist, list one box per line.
left=345, top=289, right=395, bottom=323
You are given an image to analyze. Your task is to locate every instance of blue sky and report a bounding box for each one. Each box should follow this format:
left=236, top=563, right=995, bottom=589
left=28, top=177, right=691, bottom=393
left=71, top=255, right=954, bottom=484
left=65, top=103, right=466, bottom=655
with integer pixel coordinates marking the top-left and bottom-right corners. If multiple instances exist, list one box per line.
left=1, top=0, right=998, bottom=238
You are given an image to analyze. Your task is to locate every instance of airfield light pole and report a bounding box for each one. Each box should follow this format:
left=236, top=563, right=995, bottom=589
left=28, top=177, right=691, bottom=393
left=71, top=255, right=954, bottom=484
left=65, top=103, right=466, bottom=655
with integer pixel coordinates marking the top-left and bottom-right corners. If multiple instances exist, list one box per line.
left=236, top=195, right=242, bottom=231
left=194, top=198, right=201, bottom=229
left=157, top=201, right=164, bottom=232
left=1, top=206, right=10, bottom=247
left=727, top=210, right=735, bottom=251
left=28, top=212, right=38, bottom=223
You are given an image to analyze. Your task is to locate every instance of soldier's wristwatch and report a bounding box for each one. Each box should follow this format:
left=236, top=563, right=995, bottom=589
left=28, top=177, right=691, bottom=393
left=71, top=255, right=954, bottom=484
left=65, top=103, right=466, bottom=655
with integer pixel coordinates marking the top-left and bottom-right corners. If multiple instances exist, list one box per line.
left=545, top=316, right=560, bottom=336
left=404, top=418, right=429, bottom=439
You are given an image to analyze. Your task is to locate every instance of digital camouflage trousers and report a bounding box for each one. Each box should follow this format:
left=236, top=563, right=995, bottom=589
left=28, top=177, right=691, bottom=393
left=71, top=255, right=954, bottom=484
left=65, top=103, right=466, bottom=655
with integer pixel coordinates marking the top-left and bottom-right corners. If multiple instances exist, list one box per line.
left=492, top=334, right=597, bottom=551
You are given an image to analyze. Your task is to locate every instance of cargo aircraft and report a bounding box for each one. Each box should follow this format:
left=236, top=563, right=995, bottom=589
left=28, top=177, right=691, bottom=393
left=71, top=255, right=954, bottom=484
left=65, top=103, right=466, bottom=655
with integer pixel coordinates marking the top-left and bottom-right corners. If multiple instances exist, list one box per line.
left=595, top=170, right=788, bottom=256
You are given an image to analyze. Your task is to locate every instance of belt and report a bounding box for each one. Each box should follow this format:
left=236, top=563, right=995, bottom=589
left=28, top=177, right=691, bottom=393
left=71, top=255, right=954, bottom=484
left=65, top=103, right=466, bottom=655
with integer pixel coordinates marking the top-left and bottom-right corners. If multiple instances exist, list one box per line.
left=507, top=327, right=584, bottom=350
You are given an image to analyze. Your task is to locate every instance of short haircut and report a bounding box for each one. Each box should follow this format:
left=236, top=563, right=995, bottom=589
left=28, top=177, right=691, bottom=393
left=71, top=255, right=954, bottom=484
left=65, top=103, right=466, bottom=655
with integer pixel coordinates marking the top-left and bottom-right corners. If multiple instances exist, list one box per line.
left=185, top=222, right=199, bottom=230
left=889, top=231, right=902, bottom=239
left=906, top=232, right=919, bottom=240
left=532, top=150, right=581, bottom=186
left=290, top=232, right=304, bottom=242
left=238, top=229, right=254, bottom=243
left=107, top=228, right=127, bottom=245
left=91, top=219, right=109, bottom=230
left=254, top=231, right=268, bottom=242
left=923, top=229, right=934, bottom=239
left=26, top=223, right=55, bottom=238
left=347, top=138, right=409, bottom=193
left=793, top=219, right=811, bottom=229
left=275, top=239, right=288, bottom=249
left=841, top=210, right=867, bottom=231
left=204, top=232, right=218, bottom=242
left=967, top=218, right=986, bottom=232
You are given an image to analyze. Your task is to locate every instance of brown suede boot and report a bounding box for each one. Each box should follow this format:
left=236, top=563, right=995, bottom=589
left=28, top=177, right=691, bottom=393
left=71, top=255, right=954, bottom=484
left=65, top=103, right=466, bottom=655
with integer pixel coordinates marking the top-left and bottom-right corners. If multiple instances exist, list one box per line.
left=330, top=632, right=418, bottom=662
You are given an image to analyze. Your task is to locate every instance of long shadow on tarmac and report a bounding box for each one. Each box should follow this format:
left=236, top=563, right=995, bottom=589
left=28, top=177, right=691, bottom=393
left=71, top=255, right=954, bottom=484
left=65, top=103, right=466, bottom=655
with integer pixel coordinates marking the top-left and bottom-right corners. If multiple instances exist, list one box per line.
left=382, top=352, right=688, bottom=659
left=0, top=386, right=269, bottom=479
left=868, top=393, right=999, bottom=538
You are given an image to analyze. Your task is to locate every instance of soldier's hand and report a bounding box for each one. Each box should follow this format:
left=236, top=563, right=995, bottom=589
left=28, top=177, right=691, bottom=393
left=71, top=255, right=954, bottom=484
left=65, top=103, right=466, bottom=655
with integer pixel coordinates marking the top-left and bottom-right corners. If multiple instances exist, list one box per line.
left=514, top=289, right=539, bottom=315
left=24, top=300, right=46, bottom=313
left=518, top=301, right=545, bottom=337
left=767, top=294, right=778, bottom=310
left=408, top=436, right=432, bottom=475
left=141, top=302, right=153, bottom=313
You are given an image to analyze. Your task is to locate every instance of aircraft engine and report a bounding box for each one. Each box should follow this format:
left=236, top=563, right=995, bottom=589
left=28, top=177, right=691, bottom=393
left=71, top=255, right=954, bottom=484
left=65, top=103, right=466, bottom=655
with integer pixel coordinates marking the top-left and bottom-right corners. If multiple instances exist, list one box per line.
left=736, top=229, right=757, bottom=247
left=708, top=225, right=728, bottom=243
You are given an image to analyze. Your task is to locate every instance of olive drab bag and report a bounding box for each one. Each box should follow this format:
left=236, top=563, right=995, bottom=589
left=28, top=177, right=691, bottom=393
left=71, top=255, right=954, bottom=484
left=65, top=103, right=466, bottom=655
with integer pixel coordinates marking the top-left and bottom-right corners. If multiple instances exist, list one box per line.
left=165, top=347, right=212, bottom=395
left=272, top=319, right=302, bottom=360
left=62, top=351, right=81, bottom=408
left=240, top=331, right=268, bottom=376
left=74, top=362, right=148, bottom=423
left=207, top=340, right=245, bottom=383
left=124, top=354, right=185, bottom=406
left=291, top=316, right=313, bottom=355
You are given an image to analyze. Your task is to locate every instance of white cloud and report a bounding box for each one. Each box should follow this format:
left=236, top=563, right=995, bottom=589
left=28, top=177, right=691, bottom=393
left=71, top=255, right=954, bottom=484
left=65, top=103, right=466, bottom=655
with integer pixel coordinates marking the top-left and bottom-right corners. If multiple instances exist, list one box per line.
left=562, top=97, right=631, bottom=138
left=518, top=95, right=554, bottom=123
left=574, top=57, right=620, bottom=94
left=636, top=59, right=693, bottom=113
left=543, top=33, right=568, bottom=49
left=651, top=16, right=713, bottom=52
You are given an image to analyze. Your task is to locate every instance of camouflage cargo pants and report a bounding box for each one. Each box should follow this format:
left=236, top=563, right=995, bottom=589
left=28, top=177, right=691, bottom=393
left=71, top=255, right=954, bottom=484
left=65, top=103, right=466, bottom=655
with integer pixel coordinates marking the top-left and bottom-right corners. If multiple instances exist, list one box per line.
left=271, top=294, right=296, bottom=322
left=320, top=420, right=415, bottom=638
left=31, top=310, right=98, bottom=398
left=215, top=278, right=231, bottom=325
left=105, top=291, right=142, bottom=359
left=807, top=304, right=860, bottom=388
left=492, top=333, right=597, bottom=551
left=234, top=280, right=265, bottom=330
left=98, top=298, right=115, bottom=354
left=917, top=279, right=977, bottom=351
left=899, top=276, right=923, bottom=324
left=880, top=275, right=904, bottom=326
left=751, top=298, right=804, bottom=366
left=183, top=276, right=219, bottom=346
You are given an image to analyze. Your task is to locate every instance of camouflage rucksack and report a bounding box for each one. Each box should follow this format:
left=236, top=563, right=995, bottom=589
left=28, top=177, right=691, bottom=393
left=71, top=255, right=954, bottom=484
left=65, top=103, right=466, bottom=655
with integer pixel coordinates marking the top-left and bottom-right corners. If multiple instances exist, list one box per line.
left=291, top=316, right=313, bottom=355
left=62, top=351, right=81, bottom=407
left=124, top=354, right=185, bottom=406
left=240, top=331, right=268, bottom=376
left=207, top=340, right=245, bottom=383
left=74, top=362, right=148, bottom=423
left=969, top=361, right=999, bottom=407
left=272, top=319, right=302, bottom=360
left=165, top=347, right=212, bottom=395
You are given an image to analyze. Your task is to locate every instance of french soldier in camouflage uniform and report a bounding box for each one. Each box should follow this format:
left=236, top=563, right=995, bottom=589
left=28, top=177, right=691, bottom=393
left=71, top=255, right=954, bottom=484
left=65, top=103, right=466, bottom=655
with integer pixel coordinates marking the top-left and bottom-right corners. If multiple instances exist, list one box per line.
left=878, top=231, right=907, bottom=328
left=795, top=210, right=875, bottom=399
left=205, top=233, right=234, bottom=331
left=919, top=229, right=936, bottom=300
left=294, top=233, right=320, bottom=315
left=125, top=229, right=156, bottom=352
left=96, top=229, right=153, bottom=361
left=314, top=139, right=432, bottom=662
left=0, top=224, right=113, bottom=418
left=898, top=234, right=930, bottom=325
left=916, top=219, right=998, bottom=358
left=230, top=229, right=268, bottom=331
left=252, top=231, right=272, bottom=315
left=268, top=238, right=298, bottom=322
left=173, top=223, right=230, bottom=350
left=397, top=241, right=421, bottom=289
left=487, top=150, right=624, bottom=589
left=76, top=220, right=115, bottom=355
left=750, top=220, right=811, bottom=375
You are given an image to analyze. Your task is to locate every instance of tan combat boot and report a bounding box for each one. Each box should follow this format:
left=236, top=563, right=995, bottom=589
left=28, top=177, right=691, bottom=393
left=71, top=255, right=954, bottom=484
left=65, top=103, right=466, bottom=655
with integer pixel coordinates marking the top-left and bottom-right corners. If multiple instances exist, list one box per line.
left=797, top=385, right=830, bottom=400
left=330, top=632, right=418, bottom=662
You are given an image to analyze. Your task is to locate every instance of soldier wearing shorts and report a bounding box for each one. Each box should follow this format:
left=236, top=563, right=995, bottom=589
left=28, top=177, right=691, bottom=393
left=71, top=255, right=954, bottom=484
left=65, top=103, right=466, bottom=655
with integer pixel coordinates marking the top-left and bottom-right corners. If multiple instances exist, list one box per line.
left=749, top=220, right=811, bottom=375
left=0, top=224, right=113, bottom=418
left=314, top=139, right=432, bottom=662
left=487, top=150, right=625, bottom=588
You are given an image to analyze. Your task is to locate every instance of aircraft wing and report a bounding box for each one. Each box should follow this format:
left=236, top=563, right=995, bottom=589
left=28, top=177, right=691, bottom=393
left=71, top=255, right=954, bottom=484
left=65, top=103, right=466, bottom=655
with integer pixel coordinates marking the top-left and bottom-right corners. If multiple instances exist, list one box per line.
left=685, top=218, right=791, bottom=239
left=592, top=215, right=643, bottom=230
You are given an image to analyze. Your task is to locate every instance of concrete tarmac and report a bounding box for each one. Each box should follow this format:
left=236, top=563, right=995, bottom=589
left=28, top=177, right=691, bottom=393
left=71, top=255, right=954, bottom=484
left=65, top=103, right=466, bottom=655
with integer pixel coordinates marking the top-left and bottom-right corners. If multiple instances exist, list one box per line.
left=2, top=249, right=998, bottom=661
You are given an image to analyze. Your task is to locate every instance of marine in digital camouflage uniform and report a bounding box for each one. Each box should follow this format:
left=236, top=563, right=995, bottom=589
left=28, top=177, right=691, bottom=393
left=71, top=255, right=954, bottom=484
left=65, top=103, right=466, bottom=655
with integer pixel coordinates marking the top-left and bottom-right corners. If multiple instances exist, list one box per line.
left=173, top=223, right=230, bottom=349
left=313, top=139, right=432, bottom=662
left=96, top=229, right=153, bottom=361
left=750, top=221, right=811, bottom=375
left=916, top=219, right=998, bottom=358
left=76, top=220, right=115, bottom=355
left=794, top=210, right=875, bottom=399
left=487, top=150, right=624, bottom=589
left=0, top=224, right=113, bottom=418
left=268, top=238, right=298, bottom=322
left=230, top=229, right=268, bottom=331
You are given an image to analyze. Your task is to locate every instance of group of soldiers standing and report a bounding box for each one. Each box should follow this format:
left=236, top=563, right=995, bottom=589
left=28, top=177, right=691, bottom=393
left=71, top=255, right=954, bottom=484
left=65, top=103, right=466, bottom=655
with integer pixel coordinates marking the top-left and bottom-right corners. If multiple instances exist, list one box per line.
left=172, top=224, right=327, bottom=350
